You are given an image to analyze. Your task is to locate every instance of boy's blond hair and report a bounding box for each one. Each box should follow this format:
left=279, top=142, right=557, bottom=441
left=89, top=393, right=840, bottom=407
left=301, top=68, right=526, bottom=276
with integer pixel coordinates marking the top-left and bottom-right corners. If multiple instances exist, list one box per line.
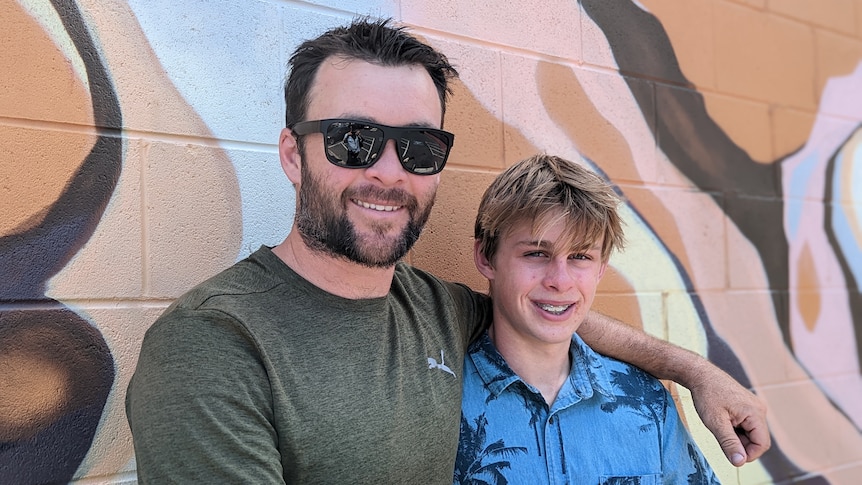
left=474, top=154, right=625, bottom=263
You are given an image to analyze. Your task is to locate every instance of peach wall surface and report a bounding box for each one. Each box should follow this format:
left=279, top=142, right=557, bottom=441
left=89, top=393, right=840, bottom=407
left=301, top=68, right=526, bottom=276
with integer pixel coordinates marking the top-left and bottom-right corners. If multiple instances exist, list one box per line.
left=1, top=0, right=860, bottom=483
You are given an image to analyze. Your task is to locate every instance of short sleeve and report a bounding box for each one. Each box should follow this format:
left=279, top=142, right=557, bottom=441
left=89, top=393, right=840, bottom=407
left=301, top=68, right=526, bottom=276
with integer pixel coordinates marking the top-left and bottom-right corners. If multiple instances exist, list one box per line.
left=126, top=309, right=285, bottom=484
left=659, top=390, right=721, bottom=484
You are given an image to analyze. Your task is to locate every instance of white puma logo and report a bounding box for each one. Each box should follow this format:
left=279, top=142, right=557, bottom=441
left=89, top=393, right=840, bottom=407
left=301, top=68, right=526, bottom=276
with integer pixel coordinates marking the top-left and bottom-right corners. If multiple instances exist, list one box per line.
left=427, top=350, right=456, bottom=377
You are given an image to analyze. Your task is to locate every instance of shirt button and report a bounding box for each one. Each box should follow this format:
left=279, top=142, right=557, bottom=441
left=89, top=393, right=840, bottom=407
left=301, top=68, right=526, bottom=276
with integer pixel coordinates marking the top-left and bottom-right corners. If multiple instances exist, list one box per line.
left=549, top=416, right=555, bottom=424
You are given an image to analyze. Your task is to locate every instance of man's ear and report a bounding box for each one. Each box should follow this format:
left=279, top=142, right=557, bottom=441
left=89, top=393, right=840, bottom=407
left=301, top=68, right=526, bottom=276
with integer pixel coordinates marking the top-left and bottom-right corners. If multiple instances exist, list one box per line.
left=279, top=127, right=302, bottom=185
left=473, top=240, right=495, bottom=281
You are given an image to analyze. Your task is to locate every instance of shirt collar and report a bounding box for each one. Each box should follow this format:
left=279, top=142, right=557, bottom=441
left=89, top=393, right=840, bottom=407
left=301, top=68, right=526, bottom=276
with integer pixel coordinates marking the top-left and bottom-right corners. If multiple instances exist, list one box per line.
left=467, top=331, right=616, bottom=404
left=468, top=332, right=522, bottom=398
left=561, top=333, right=616, bottom=406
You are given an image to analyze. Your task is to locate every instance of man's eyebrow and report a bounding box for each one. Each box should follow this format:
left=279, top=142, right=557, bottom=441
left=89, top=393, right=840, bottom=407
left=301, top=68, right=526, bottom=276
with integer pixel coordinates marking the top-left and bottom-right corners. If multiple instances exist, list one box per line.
left=338, top=115, right=438, bottom=129
left=339, top=114, right=375, bottom=123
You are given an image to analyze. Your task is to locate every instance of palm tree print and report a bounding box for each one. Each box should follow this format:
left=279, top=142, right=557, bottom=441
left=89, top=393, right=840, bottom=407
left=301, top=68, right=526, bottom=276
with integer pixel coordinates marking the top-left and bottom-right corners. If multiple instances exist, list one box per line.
left=599, top=363, right=666, bottom=432
left=600, top=477, right=645, bottom=485
left=455, top=413, right=527, bottom=485
left=686, top=442, right=714, bottom=484
left=601, top=362, right=715, bottom=484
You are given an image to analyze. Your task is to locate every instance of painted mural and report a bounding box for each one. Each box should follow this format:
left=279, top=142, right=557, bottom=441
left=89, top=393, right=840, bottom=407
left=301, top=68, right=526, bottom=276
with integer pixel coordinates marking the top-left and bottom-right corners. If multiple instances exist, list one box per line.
left=1, top=1, right=118, bottom=482
left=0, top=0, right=859, bottom=483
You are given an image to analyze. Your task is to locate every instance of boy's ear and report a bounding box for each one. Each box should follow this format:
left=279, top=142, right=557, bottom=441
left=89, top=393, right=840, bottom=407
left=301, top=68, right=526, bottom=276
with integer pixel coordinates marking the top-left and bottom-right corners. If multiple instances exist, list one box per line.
left=597, top=261, right=608, bottom=281
left=473, top=240, right=495, bottom=281
left=279, top=127, right=302, bottom=185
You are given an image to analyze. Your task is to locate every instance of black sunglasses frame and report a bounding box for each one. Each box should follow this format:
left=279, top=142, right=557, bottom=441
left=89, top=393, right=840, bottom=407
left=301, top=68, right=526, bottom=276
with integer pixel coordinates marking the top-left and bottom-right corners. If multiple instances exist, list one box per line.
left=291, top=118, right=454, bottom=175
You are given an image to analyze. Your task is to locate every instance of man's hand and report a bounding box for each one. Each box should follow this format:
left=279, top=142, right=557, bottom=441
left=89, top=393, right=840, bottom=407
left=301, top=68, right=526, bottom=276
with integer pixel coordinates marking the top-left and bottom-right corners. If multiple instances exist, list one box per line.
left=688, top=364, right=770, bottom=466
left=577, top=310, right=772, bottom=466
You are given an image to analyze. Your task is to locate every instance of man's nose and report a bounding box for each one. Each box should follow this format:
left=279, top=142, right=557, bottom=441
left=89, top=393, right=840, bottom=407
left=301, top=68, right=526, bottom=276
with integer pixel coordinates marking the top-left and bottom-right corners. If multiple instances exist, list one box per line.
left=365, top=139, right=406, bottom=184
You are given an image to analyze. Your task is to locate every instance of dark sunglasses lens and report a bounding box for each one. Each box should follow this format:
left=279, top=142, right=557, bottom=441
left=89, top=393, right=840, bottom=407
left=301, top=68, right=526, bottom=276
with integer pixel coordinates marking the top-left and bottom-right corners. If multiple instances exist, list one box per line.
left=397, top=131, right=450, bottom=175
left=323, top=121, right=383, bottom=168
left=318, top=120, right=450, bottom=174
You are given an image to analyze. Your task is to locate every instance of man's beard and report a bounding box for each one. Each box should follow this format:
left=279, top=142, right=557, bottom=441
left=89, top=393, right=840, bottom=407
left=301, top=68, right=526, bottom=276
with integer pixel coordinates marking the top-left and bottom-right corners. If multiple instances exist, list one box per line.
left=295, top=162, right=435, bottom=268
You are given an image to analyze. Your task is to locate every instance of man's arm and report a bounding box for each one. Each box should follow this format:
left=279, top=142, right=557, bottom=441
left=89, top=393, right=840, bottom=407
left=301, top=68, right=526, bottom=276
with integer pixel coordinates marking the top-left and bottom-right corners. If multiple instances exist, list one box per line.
left=577, top=310, right=770, bottom=467
left=126, top=310, right=284, bottom=483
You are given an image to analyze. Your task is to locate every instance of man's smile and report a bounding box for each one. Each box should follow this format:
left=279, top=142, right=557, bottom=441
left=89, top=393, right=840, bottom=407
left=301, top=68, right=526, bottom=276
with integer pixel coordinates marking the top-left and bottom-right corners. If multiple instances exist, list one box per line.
left=353, top=199, right=402, bottom=212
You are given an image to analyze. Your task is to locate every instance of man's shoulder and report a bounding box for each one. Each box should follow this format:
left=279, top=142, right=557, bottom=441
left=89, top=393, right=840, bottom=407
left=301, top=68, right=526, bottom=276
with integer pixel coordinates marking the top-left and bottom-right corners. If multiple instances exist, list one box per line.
left=171, top=246, right=285, bottom=309
left=146, top=246, right=290, bottom=339
left=139, top=247, right=299, bottom=356
left=392, top=262, right=483, bottom=303
left=392, top=262, right=491, bottom=341
left=393, top=261, right=449, bottom=286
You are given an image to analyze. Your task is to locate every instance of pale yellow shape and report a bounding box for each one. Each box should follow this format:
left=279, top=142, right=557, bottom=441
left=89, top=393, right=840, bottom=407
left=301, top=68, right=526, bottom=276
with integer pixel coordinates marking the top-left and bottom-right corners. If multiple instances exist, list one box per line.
left=0, top=351, right=71, bottom=441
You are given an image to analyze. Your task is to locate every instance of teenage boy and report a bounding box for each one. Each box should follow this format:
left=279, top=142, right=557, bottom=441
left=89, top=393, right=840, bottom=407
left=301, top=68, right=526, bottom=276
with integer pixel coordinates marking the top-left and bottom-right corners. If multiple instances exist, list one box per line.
left=457, top=154, right=720, bottom=483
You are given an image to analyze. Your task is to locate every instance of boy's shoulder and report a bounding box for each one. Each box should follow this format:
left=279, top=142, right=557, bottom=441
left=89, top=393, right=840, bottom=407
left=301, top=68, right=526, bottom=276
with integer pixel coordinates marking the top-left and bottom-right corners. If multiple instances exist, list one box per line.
left=571, top=333, right=667, bottom=398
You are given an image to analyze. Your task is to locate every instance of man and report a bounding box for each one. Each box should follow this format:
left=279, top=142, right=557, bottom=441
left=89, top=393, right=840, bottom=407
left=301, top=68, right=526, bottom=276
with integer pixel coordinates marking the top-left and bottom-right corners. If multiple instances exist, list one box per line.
left=457, top=154, right=719, bottom=483
left=126, top=18, right=768, bottom=483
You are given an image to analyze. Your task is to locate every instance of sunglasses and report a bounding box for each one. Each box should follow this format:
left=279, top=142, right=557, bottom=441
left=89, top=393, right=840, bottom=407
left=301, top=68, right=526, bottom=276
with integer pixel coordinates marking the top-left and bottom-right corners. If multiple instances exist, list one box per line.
left=291, top=119, right=454, bottom=175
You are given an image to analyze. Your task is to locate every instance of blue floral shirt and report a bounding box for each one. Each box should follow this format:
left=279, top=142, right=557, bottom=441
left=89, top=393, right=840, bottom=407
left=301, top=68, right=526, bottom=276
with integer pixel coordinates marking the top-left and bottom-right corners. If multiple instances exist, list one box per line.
left=455, top=332, right=720, bottom=485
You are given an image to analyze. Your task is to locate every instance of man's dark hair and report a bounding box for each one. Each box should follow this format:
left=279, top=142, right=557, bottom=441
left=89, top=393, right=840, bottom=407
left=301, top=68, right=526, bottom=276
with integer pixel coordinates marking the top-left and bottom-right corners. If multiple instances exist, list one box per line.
left=284, top=17, right=459, bottom=128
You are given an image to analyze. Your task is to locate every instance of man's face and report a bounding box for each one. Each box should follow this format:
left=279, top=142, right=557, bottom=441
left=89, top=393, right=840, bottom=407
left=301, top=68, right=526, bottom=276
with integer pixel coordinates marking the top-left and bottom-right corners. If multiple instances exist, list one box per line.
left=476, top=213, right=608, bottom=351
left=292, top=58, right=443, bottom=268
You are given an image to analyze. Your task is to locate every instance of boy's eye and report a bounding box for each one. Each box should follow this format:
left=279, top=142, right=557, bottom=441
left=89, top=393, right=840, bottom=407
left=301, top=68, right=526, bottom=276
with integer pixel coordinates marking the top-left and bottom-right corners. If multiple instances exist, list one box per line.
left=524, top=251, right=546, bottom=258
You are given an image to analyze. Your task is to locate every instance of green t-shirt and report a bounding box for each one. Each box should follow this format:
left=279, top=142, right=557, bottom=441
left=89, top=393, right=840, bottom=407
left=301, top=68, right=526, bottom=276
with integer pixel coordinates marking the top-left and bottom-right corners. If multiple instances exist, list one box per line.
left=126, top=246, right=489, bottom=484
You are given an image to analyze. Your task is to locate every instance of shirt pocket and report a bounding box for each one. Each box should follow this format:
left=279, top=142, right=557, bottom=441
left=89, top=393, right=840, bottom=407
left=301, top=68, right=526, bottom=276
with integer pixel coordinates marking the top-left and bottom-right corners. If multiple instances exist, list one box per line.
left=599, top=474, right=661, bottom=485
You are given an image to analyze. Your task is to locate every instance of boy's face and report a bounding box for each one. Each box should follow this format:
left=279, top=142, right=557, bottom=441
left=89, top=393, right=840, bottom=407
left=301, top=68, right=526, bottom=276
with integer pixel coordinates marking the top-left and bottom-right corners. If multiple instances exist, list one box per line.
left=475, top=213, right=608, bottom=351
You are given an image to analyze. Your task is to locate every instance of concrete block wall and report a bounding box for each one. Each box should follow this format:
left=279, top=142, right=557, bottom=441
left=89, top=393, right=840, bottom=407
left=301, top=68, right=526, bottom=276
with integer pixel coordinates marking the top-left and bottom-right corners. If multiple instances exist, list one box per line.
left=1, top=0, right=860, bottom=483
